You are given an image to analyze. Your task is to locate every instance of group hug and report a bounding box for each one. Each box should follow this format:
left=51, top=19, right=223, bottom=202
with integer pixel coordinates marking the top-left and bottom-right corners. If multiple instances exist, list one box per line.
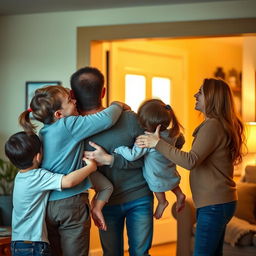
left=5, top=66, right=244, bottom=256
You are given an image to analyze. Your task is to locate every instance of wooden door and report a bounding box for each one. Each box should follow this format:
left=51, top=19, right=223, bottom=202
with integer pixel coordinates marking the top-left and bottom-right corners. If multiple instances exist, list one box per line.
left=109, top=40, right=188, bottom=246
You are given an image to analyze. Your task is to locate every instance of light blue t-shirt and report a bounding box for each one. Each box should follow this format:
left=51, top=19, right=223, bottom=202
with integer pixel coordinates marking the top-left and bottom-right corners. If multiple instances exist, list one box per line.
left=12, top=168, right=63, bottom=243
left=39, top=104, right=122, bottom=201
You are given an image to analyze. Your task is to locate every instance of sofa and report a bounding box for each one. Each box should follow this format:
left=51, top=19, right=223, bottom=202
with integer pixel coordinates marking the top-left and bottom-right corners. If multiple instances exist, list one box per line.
left=172, top=165, right=256, bottom=256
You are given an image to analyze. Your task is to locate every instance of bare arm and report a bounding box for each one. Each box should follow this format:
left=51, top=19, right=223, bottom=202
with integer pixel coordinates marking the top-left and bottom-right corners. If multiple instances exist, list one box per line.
left=61, top=158, right=97, bottom=188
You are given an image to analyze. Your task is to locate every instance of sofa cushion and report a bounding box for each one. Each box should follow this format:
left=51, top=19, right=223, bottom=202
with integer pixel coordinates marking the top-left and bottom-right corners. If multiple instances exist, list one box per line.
left=237, top=232, right=254, bottom=246
left=224, top=216, right=256, bottom=246
left=235, top=183, right=256, bottom=224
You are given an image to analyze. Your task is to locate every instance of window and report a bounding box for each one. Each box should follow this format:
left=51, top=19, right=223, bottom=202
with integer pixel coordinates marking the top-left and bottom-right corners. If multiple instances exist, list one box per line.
left=152, top=77, right=171, bottom=104
left=125, top=74, right=146, bottom=112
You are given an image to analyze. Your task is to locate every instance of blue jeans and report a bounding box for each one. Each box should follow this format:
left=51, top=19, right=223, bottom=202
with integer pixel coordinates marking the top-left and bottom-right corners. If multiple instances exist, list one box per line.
left=11, top=241, right=51, bottom=256
left=99, top=195, right=154, bottom=256
left=194, top=201, right=237, bottom=256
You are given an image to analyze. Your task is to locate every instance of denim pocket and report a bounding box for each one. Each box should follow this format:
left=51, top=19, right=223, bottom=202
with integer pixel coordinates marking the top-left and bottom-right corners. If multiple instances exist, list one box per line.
left=222, top=201, right=236, bottom=220
left=40, top=244, right=51, bottom=256
left=13, top=248, right=33, bottom=256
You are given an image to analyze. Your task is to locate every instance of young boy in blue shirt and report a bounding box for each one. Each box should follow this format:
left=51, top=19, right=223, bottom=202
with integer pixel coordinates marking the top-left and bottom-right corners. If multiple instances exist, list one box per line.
left=5, top=131, right=97, bottom=256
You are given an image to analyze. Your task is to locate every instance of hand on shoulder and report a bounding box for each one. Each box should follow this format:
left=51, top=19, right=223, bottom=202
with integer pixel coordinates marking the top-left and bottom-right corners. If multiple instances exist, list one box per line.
left=111, top=101, right=131, bottom=111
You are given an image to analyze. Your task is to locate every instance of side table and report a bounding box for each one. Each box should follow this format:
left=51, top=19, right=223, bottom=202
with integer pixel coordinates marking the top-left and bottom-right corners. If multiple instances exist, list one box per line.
left=0, top=227, right=11, bottom=256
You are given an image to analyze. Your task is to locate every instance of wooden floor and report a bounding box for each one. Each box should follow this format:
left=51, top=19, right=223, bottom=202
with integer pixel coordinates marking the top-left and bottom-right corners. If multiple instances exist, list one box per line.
left=124, top=242, right=176, bottom=256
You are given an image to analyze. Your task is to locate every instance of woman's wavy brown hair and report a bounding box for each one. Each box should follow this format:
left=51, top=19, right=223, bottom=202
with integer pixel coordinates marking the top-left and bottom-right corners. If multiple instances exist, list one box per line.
left=137, top=99, right=183, bottom=138
left=19, top=85, right=69, bottom=134
left=202, top=78, right=245, bottom=165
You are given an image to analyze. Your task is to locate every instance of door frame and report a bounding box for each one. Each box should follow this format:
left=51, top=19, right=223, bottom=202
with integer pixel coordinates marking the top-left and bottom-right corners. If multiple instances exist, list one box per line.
left=77, top=18, right=256, bottom=253
left=77, top=18, right=256, bottom=68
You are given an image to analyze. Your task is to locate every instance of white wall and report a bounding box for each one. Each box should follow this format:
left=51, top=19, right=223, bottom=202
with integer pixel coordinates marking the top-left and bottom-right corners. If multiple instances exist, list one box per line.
left=0, top=0, right=256, bottom=157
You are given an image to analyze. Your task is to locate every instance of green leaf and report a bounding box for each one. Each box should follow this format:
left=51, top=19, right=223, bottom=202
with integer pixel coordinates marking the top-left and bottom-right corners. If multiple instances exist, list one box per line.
left=0, top=158, right=18, bottom=195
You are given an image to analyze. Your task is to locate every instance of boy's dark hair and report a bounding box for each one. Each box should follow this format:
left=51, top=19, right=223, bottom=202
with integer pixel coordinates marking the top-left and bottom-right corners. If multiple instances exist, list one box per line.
left=5, top=132, right=42, bottom=169
left=70, top=66, right=104, bottom=112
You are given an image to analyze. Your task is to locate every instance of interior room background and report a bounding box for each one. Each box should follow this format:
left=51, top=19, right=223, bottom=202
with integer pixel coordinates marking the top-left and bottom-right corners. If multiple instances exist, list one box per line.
left=0, top=0, right=256, bottom=254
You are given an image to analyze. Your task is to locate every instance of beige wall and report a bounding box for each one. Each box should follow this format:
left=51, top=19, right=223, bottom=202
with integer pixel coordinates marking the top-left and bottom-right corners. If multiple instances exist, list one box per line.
left=0, top=0, right=256, bottom=157
left=0, top=1, right=255, bottom=253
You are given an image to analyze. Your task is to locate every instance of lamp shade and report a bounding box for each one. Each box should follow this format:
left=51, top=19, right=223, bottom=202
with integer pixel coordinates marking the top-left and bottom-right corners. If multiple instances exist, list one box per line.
left=245, top=122, right=256, bottom=153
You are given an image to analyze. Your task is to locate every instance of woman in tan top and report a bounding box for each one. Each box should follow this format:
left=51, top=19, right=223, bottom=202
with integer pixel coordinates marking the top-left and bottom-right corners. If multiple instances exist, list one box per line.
left=136, top=78, right=244, bottom=256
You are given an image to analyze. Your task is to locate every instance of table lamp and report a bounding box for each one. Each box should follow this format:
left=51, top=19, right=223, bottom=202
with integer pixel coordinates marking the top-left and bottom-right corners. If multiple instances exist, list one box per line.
left=245, top=122, right=256, bottom=164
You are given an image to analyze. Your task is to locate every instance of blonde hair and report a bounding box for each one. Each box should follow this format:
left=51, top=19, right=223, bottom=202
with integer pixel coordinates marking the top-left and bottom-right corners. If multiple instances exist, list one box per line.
left=19, top=85, right=69, bottom=134
left=137, top=99, right=183, bottom=138
left=202, top=78, right=244, bottom=165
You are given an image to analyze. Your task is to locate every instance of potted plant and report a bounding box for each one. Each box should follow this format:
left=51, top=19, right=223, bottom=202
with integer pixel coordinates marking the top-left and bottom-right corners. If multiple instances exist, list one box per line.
left=0, top=158, right=18, bottom=226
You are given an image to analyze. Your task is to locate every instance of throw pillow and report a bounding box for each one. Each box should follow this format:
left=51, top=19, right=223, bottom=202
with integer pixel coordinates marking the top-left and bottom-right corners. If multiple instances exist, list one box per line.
left=225, top=216, right=256, bottom=246
left=237, top=232, right=254, bottom=246
left=235, top=183, right=256, bottom=224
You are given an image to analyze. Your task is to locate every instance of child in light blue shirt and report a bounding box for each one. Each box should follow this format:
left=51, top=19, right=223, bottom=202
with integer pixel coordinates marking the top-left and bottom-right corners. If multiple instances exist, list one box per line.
left=5, top=132, right=97, bottom=256
left=18, top=85, right=126, bottom=255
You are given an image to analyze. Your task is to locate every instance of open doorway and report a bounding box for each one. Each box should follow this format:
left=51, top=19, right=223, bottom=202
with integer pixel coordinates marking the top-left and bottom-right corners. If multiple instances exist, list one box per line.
left=77, top=19, right=256, bottom=254
left=77, top=18, right=255, bottom=146
left=90, top=36, right=243, bottom=246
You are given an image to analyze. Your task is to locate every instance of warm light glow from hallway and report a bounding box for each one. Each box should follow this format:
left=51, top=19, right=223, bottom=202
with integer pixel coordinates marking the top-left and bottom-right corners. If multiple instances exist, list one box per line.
left=125, top=74, right=146, bottom=112
left=152, top=77, right=171, bottom=104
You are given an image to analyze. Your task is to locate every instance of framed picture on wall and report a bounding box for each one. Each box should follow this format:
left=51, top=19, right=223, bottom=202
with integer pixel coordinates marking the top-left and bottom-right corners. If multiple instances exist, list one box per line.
left=25, top=81, right=61, bottom=110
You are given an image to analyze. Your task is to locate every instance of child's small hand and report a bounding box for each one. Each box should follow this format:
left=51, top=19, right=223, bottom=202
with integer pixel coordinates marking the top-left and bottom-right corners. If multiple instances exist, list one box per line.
left=82, top=157, right=97, bottom=171
left=121, top=102, right=131, bottom=111
left=111, top=101, right=131, bottom=111
left=84, top=142, right=113, bottom=166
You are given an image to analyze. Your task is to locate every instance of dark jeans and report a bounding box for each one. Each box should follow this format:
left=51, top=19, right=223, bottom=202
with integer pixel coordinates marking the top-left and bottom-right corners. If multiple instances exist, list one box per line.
left=46, top=193, right=91, bottom=256
left=99, top=195, right=154, bottom=256
left=194, top=201, right=237, bottom=256
left=11, top=241, right=51, bottom=256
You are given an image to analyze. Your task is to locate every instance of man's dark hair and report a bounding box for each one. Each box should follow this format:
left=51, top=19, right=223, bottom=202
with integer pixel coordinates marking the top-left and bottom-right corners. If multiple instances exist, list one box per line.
left=70, top=66, right=105, bottom=112
left=5, top=132, right=42, bottom=169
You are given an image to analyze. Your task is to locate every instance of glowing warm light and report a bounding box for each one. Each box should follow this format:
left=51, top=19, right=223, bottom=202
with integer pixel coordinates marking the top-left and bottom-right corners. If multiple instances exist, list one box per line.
left=152, top=77, right=171, bottom=104
left=125, top=74, right=146, bottom=112
left=245, top=122, right=256, bottom=153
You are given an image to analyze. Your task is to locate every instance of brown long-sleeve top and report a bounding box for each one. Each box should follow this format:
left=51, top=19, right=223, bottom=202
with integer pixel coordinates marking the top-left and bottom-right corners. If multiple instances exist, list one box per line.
left=156, top=118, right=237, bottom=208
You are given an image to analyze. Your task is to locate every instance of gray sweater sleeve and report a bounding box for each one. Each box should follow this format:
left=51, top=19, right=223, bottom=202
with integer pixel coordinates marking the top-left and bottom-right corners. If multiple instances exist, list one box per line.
left=111, top=153, right=144, bottom=169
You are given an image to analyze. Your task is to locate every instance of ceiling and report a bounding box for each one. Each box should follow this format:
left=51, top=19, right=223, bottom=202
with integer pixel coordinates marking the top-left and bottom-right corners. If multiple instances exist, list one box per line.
left=0, top=0, right=235, bottom=16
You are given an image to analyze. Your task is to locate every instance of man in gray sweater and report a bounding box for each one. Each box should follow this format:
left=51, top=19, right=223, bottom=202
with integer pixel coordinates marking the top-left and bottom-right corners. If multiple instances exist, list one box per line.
left=70, top=67, right=153, bottom=256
